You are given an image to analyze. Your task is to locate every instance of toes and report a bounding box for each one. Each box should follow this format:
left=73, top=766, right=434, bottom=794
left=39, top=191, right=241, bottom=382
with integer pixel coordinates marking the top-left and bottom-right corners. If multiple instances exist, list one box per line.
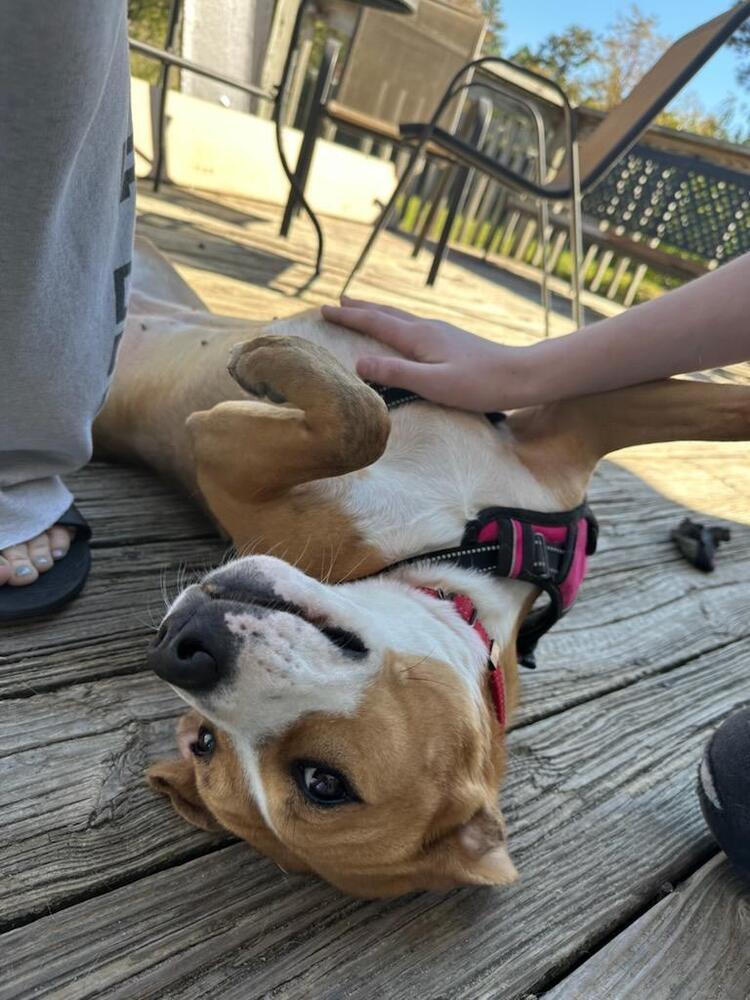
left=48, top=525, right=74, bottom=561
left=0, top=556, right=11, bottom=586
left=28, top=533, right=54, bottom=573
left=1, top=543, right=40, bottom=587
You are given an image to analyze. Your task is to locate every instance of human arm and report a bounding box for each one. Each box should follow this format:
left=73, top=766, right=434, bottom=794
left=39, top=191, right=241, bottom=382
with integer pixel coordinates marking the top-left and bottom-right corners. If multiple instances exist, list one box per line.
left=320, top=252, right=750, bottom=411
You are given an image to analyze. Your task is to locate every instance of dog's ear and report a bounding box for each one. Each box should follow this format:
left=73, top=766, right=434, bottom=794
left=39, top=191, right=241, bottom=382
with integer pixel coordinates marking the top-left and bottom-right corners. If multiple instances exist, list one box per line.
left=425, top=805, right=519, bottom=889
left=147, top=711, right=223, bottom=831
left=147, top=757, right=222, bottom=832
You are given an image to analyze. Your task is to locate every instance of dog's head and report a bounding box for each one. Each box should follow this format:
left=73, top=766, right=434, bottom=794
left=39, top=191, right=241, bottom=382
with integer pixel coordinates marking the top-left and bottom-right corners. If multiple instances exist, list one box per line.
left=147, top=555, right=519, bottom=897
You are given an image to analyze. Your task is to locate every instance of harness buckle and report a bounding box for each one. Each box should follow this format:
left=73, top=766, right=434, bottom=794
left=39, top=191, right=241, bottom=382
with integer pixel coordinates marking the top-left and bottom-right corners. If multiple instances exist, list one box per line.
left=532, top=533, right=551, bottom=578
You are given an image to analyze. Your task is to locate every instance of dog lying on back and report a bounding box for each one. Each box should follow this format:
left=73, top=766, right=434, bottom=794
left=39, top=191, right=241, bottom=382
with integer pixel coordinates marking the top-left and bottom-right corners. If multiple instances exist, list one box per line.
left=94, top=237, right=750, bottom=897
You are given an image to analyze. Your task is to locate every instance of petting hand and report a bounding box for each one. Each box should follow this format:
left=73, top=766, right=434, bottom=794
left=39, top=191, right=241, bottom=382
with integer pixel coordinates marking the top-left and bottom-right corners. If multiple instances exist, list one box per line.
left=320, top=298, right=538, bottom=412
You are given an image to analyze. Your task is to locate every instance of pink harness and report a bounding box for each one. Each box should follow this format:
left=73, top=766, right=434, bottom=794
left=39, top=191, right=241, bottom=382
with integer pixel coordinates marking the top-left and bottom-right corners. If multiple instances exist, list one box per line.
left=371, top=384, right=600, bottom=727
left=411, top=504, right=597, bottom=729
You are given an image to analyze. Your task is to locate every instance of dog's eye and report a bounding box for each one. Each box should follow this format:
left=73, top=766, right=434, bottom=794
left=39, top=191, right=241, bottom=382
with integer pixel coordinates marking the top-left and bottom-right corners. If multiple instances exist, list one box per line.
left=293, top=761, right=359, bottom=807
left=191, top=726, right=215, bottom=758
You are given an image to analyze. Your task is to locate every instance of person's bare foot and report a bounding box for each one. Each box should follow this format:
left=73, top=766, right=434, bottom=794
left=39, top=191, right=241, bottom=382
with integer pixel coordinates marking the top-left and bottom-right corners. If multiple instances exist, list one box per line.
left=0, top=525, right=74, bottom=587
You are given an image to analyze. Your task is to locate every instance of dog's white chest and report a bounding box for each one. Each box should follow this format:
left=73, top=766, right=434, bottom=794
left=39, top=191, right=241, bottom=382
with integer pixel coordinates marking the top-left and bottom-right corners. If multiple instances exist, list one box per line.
left=336, top=405, right=560, bottom=562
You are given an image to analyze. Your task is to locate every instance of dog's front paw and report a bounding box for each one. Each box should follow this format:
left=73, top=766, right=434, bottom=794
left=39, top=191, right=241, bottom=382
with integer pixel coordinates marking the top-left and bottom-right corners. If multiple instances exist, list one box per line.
left=228, top=335, right=375, bottom=415
left=228, top=336, right=332, bottom=402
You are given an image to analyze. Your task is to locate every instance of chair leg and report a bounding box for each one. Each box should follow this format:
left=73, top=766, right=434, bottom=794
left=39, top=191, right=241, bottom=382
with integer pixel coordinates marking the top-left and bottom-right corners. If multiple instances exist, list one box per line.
left=279, top=40, right=339, bottom=240
left=412, top=164, right=451, bottom=258
left=426, top=166, right=465, bottom=286
left=341, top=144, right=424, bottom=297
left=427, top=98, right=492, bottom=287
left=569, top=139, right=584, bottom=328
left=152, top=0, right=182, bottom=193
left=279, top=126, right=315, bottom=238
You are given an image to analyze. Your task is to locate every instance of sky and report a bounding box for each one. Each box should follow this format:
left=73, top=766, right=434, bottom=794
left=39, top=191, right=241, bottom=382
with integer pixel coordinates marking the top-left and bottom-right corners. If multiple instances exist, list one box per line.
left=502, top=0, right=747, bottom=125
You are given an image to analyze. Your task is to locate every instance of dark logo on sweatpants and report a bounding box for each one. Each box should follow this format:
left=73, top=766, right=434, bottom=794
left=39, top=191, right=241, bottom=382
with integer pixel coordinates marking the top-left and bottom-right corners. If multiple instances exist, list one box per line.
left=120, top=133, right=135, bottom=203
left=108, top=260, right=132, bottom=376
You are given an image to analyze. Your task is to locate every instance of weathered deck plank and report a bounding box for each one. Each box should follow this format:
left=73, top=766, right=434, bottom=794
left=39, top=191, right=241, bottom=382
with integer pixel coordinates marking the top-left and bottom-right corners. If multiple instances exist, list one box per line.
left=134, top=185, right=578, bottom=341
left=2, top=638, right=748, bottom=996
left=0, top=674, right=224, bottom=928
left=73, top=462, right=217, bottom=545
left=3, top=187, right=749, bottom=998
left=544, top=856, right=750, bottom=1000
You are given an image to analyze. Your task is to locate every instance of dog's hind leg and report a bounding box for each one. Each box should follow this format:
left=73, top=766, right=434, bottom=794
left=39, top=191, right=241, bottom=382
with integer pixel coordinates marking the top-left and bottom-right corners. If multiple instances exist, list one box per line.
left=187, top=335, right=391, bottom=580
left=510, top=379, right=750, bottom=497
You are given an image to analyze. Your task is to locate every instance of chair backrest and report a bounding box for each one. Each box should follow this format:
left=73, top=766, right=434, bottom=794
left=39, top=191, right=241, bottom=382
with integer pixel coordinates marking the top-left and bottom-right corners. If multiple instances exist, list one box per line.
left=578, top=2, right=750, bottom=190
left=334, top=0, right=486, bottom=129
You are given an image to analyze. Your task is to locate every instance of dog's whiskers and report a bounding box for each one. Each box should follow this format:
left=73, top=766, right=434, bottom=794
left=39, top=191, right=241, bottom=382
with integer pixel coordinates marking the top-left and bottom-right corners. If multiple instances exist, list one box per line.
left=336, top=550, right=372, bottom=584
left=159, top=567, right=171, bottom=612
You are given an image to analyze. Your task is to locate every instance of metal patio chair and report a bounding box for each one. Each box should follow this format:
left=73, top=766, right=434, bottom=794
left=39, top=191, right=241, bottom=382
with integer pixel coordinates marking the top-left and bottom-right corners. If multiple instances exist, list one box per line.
left=279, top=0, right=486, bottom=246
left=343, top=1, right=750, bottom=327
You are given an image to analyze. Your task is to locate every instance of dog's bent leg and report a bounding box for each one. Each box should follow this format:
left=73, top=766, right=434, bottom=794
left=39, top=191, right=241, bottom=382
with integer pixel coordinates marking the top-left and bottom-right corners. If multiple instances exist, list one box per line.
left=511, top=380, right=750, bottom=495
left=132, top=236, right=208, bottom=312
left=188, top=335, right=391, bottom=580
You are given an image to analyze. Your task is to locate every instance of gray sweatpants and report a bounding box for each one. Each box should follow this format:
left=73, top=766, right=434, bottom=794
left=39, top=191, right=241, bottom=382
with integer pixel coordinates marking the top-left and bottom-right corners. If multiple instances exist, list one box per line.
left=0, top=2, right=135, bottom=548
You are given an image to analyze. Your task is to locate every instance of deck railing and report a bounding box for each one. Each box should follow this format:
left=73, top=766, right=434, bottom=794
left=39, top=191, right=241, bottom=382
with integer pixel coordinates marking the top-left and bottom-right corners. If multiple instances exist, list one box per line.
left=386, top=91, right=750, bottom=305
left=129, top=5, right=750, bottom=305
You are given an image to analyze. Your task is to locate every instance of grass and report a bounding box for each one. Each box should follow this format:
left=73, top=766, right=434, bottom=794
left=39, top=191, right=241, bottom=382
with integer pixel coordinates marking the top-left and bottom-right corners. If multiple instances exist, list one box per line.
left=396, top=194, right=678, bottom=306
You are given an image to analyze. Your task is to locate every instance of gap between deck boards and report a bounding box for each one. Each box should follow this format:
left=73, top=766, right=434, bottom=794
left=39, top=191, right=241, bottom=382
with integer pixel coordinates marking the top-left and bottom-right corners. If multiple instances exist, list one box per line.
left=529, top=845, right=720, bottom=998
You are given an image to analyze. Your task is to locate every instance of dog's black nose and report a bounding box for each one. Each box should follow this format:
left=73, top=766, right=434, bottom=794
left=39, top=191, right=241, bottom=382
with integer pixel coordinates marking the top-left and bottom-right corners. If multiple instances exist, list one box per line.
left=147, top=606, right=230, bottom=691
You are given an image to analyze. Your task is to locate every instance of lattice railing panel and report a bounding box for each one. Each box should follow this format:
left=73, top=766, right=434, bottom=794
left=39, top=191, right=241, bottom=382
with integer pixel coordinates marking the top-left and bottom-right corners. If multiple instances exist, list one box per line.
left=583, top=145, right=750, bottom=265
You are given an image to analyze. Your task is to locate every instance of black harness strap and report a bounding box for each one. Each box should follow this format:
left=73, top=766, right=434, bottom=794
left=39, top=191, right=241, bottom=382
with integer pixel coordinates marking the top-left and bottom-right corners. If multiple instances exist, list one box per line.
left=371, top=383, right=506, bottom=426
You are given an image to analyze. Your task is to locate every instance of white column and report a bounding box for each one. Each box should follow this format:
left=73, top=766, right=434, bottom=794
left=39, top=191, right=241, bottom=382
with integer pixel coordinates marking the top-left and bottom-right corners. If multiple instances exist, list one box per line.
left=182, top=0, right=274, bottom=112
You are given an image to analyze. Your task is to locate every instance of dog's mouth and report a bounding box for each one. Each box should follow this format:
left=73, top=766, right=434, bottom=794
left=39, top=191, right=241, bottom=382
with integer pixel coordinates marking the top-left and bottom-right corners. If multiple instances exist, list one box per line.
left=149, top=579, right=369, bottom=694
left=202, top=581, right=369, bottom=657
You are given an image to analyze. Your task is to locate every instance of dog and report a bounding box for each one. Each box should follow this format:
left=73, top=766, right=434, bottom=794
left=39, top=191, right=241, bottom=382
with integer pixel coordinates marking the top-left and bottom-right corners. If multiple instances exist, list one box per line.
left=94, top=237, right=750, bottom=897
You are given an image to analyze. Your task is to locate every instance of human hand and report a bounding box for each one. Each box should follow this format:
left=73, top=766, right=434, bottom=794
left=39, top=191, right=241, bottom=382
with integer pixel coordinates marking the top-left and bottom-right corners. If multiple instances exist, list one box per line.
left=320, top=298, right=540, bottom=412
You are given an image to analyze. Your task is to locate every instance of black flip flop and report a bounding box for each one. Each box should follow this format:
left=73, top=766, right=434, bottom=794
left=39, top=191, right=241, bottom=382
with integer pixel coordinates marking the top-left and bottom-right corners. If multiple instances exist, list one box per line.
left=0, top=504, right=92, bottom=624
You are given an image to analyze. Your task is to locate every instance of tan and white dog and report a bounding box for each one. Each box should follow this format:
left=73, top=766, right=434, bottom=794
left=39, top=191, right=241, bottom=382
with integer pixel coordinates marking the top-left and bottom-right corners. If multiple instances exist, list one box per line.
left=95, top=237, right=750, bottom=897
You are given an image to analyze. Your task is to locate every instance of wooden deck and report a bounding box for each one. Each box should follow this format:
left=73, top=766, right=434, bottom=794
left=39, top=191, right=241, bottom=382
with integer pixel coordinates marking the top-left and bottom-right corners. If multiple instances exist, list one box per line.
left=2, top=187, right=749, bottom=1000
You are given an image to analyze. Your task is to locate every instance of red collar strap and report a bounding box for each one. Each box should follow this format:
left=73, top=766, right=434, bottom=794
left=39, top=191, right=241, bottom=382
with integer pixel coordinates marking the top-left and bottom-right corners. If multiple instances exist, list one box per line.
left=420, top=587, right=506, bottom=729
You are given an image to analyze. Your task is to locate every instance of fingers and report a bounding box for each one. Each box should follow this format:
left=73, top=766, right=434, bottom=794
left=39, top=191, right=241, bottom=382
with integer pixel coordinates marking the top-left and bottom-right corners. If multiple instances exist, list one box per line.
left=340, top=296, right=418, bottom=322
left=356, top=355, right=441, bottom=397
left=0, top=556, right=11, bottom=586
left=321, top=303, right=421, bottom=356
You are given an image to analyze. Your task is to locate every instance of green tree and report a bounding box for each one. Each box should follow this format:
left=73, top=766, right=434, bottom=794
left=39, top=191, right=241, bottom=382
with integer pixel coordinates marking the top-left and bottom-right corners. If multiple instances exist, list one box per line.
left=590, top=4, right=668, bottom=110
left=658, top=93, right=733, bottom=140
left=128, top=0, right=171, bottom=83
left=481, top=0, right=505, bottom=56
left=509, top=4, right=739, bottom=141
left=511, top=6, right=667, bottom=111
left=727, top=14, right=750, bottom=90
left=511, top=25, right=597, bottom=103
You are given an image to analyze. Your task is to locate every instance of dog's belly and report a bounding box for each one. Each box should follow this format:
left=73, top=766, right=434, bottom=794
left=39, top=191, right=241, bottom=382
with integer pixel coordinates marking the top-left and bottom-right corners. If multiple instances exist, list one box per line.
left=95, top=304, right=252, bottom=487
left=96, top=296, right=393, bottom=489
left=337, top=406, right=561, bottom=561
left=98, top=285, right=561, bottom=554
